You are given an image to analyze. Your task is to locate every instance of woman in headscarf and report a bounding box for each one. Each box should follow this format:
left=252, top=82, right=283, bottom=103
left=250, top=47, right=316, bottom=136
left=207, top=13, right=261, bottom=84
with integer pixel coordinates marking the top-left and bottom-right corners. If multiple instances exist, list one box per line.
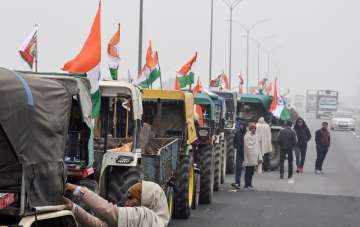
left=293, top=117, right=312, bottom=173
left=243, top=123, right=261, bottom=190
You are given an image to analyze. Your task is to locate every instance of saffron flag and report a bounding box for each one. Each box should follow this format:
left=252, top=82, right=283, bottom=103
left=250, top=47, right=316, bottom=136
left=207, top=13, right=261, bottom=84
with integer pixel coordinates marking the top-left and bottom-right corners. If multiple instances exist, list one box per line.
left=192, top=77, right=203, bottom=95
left=62, top=1, right=101, bottom=118
left=175, top=52, right=197, bottom=90
left=194, top=104, right=204, bottom=127
left=107, top=24, right=121, bottom=80
left=19, top=25, right=38, bottom=69
left=135, top=41, right=161, bottom=88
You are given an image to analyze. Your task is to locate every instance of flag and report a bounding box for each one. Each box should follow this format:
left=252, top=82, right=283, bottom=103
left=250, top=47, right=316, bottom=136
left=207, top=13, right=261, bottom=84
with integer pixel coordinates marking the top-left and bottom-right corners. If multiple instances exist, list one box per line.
left=239, top=73, right=244, bottom=85
left=194, top=104, right=204, bottom=127
left=210, top=73, right=229, bottom=90
left=62, top=1, right=101, bottom=118
left=192, top=77, right=203, bottom=95
left=269, top=79, right=278, bottom=112
left=267, top=82, right=273, bottom=93
left=135, top=41, right=161, bottom=88
left=107, top=24, right=121, bottom=80
left=175, top=52, right=197, bottom=89
left=19, top=25, right=38, bottom=69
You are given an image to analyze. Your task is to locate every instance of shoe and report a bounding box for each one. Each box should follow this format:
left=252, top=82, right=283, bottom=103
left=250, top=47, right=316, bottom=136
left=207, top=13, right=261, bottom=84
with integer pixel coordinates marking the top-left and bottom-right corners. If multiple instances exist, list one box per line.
left=231, top=183, right=241, bottom=189
left=320, top=171, right=325, bottom=174
left=315, top=170, right=321, bottom=174
left=244, top=186, right=250, bottom=190
left=288, top=178, right=295, bottom=184
left=280, top=175, right=284, bottom=179
left=296, top=168, right=300, bottom=173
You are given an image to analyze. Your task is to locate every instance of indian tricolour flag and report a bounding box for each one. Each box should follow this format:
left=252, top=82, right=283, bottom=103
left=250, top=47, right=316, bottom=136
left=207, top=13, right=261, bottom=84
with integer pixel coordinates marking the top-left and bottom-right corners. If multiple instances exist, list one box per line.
left=210, top=72, right=229, bottom=90
left=175, top=52, right=197, bottom=90
left=269, top=79, right=290, bottom=121
left=62, top=1, right=101, bottom=118
left=107, top=24, right=120, bottom=80
left=19, top=25, right=38, bottom=70
left=134, top=41, right=160, bottom=88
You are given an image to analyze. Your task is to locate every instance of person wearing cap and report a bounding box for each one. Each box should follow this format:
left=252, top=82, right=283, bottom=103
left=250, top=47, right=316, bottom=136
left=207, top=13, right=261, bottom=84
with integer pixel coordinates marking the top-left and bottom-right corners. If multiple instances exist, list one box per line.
left=63, top=181, right=170, bottom=227
left=277, top=121, right=298, bottom=182
left=243, top=123, right=261, bottom=190
left=232, top=121, right=247, bottom=189
left=315, top=121, right=331, bottom=174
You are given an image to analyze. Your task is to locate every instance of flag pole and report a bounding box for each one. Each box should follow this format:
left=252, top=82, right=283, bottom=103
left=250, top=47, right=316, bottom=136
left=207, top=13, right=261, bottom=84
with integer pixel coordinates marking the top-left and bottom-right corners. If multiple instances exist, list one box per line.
left=35, top=24, right=38, bottom=72
left=156, top=52, right=163, bottom=89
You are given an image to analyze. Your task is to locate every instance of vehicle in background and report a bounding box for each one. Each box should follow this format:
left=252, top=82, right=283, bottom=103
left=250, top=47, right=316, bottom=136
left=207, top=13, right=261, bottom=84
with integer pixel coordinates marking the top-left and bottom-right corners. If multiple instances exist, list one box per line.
left=236, top=94, right=283, bottom=170
left=331, top=111, right=356, bottom=131
left=294, top=94, right=305, bottom=116
left=0, top=68, right=77, bottom=227
left=212, top=91, right=237, bottom=175
left=306, top=89, right=317, bottom=112
left=316, top=90, right=339, bottom=119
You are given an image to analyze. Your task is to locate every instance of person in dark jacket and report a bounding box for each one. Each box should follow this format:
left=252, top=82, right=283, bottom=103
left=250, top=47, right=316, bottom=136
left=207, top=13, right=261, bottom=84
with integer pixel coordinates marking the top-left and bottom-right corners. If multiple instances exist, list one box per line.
left=232, top=121, right=247, bottom=189
left=277, top=121, right=297, bottom=181
left=293, top=117, right=312, bottom=173
left=315, top=122, right=331, bottom=174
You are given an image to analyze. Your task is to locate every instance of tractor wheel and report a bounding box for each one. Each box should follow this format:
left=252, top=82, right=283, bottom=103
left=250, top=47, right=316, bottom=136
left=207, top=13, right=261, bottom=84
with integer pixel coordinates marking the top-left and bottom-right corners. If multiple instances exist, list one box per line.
left=221, top=140, right=227, bottom=184
left=173, top=155, right=194, bottom=219
left=166, top=186, right=174, bottom=218
left=213, top=143, right=221, bottom=191
left=198, top=145, right=214, bottom=204
left=268, top=143, right=281, bottom=170
left=226, top=133, right=235, bottom=174
left=107, top=167, right=142, bottom=206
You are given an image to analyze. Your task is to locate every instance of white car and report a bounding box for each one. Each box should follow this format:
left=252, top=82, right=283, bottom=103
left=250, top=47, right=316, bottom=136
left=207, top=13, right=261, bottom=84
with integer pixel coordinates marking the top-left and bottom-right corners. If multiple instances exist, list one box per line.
left=331, top=112, right=356, bottom=131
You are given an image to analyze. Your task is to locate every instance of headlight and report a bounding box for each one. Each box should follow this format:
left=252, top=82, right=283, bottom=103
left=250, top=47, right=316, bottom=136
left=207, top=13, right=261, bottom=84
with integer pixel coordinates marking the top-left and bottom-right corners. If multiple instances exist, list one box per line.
left=199, top=129, right=209, bottom=137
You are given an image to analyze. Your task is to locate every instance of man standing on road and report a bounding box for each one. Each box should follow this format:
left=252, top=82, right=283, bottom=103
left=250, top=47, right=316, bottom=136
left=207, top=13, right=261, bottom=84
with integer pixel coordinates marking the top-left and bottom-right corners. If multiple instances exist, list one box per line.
left=255, top=117, right=273, bottom=171
left=232, top=121, right=247, bottom=189
left=315, top=122, right=331, bottom=174
left=293, top=117, right=312, bottom=173
left=277, top=121, right=297, bottom=182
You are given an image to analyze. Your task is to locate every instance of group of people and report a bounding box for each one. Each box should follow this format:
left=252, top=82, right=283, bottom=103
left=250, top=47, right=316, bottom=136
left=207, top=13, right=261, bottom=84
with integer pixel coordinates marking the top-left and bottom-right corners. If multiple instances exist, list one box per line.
left=232, top=117, right=331, bottom=189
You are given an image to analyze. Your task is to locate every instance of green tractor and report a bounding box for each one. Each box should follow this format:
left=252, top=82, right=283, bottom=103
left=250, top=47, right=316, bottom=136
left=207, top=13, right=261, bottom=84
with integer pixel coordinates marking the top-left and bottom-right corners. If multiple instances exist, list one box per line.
left=236, top=94, right=282, bottom=169
left=212, top=91, right=237, bottom=175
left=203, top=90, right=226, bottom=190
left=193, top=92, right=216, bottom=204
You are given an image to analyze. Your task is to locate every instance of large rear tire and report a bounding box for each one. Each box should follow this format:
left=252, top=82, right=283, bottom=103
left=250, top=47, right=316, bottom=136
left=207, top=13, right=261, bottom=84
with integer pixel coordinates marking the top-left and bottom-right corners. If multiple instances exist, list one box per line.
left=198, top=145, right=214, bottom=204
left=213, top=143, right=221, bottom=191
left=268, top=143, right=281, bottom=170
left=220, top=140, right=227, bottom=184
left=107, top=167, right=142, bottom=206
left=173, top=155, right=193, bottom=219
left=226, top=133, right=235, bottom=174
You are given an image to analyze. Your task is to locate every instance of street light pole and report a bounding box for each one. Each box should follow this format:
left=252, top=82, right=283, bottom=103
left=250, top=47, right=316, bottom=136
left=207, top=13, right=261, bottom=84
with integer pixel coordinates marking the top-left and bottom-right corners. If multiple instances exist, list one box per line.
left=138, top=0, right=144, bottom=74
left=209, top=0, right=214, bottom=85
left=231, top=19, right=271, bottom=92
left=222, top=0, right=243, bottom=89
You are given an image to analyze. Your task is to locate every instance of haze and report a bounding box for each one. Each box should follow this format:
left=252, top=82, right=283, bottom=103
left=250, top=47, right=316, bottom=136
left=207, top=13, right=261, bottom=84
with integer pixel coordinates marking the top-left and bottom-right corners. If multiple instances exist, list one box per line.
left=0, top=0, right=359, bottom=98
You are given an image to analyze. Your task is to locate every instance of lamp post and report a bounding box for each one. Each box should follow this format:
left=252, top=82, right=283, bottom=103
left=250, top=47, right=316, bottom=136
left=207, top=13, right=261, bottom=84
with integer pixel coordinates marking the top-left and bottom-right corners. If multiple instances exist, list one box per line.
left=222, top=0, right=243, bottom=89
left=263, top=44, right=282, bottom=80
left=138, top=0, right=144, bottom=74
left=231, top=19, right=271, bottom=92
left=209, top=0, right=214, bottom=85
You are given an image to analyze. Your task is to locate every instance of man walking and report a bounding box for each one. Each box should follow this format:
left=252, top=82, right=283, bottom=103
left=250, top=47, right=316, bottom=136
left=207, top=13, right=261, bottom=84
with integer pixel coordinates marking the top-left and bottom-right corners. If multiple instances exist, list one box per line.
left=277, top=121, right=297, bottom=182
left=315, top=122, right=331, bottom=174
left=293, top=117, right=312, bottom=173
left=232, top=121, right=247, bottom=189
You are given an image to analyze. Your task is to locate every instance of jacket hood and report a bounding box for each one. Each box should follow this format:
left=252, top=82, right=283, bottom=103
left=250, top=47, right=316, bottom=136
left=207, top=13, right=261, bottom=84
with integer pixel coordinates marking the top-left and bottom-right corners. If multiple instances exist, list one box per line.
left=141, top=181, right=170, bottom=225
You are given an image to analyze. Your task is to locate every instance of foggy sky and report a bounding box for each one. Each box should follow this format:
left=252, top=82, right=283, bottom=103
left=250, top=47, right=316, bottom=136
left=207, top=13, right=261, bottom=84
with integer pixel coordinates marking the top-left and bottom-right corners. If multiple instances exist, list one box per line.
left=1, top=0, right=359, bottom=97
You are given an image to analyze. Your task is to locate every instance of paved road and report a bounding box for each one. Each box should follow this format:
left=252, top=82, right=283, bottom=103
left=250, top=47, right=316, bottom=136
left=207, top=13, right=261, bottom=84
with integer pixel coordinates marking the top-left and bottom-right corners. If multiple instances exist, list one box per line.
left=172, top=114, right=360, bottom=226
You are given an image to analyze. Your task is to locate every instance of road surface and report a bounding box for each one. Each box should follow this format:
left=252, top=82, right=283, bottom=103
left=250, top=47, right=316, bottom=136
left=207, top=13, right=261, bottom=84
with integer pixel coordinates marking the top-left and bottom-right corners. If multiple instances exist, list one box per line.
left=171, top=114, right=360, bottom=227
